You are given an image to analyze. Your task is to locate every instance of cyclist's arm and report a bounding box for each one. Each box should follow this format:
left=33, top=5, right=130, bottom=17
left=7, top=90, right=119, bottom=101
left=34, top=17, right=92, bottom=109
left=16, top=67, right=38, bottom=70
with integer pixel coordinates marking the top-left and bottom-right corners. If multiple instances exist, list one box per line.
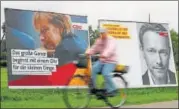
left=86, top=38, right=101, bottom=55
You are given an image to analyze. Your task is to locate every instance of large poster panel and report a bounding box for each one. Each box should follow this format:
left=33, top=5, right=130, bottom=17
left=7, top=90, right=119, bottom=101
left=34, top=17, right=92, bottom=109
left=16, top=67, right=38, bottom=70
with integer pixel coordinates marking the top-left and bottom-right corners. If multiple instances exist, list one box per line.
left=99, top=20, right=177, bottom=88
left=137, top=23, right=177, bottom=86
left=5, top=8, right=89, bottom=88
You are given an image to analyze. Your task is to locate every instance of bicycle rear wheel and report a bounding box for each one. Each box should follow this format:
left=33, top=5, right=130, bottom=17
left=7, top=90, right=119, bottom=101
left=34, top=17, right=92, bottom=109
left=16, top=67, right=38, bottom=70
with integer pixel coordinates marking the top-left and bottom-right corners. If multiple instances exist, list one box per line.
left=103, top=74, right=128, bottom=108
left=63, top=75, right=91, bottom=109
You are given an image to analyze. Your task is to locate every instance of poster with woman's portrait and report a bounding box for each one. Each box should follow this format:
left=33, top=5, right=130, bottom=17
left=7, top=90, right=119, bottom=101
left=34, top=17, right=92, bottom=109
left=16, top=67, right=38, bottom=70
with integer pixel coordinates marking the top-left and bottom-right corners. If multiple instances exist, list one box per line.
left=5, top=8, right=89, bottom=88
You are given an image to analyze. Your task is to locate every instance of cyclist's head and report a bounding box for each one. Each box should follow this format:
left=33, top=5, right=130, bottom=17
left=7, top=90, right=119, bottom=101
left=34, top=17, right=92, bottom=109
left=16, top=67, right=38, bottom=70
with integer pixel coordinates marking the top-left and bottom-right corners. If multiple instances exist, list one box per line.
left=99, top=28, right=108, bottom=39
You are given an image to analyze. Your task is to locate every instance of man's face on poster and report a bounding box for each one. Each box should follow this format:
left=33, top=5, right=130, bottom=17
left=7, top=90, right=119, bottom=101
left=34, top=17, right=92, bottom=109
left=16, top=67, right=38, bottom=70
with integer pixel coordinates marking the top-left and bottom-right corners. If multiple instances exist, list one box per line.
left=142, top=31, right=170, bottom=79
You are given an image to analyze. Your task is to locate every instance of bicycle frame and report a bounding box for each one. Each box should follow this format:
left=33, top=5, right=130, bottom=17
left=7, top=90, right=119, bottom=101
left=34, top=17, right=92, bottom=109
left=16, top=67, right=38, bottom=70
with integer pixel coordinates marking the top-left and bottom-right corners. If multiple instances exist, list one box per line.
left=68, top=54, right=129, bottom=86
left=63, top=54, right=129, bottom=108
left=68, top=56, right=91, bottom=86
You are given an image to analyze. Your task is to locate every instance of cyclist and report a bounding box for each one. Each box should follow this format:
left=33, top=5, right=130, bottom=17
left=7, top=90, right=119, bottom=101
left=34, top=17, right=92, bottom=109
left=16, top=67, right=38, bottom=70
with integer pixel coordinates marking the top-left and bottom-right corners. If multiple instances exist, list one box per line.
left=86, top=28, right=118, bottom=96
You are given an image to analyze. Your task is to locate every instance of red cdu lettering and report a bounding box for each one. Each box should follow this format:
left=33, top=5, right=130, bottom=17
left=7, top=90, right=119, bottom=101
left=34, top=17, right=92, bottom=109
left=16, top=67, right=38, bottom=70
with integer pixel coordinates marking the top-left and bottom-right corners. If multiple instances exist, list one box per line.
left=159, top=32, right=168, bottom=37
left=72, top=25, right=82, bottom=30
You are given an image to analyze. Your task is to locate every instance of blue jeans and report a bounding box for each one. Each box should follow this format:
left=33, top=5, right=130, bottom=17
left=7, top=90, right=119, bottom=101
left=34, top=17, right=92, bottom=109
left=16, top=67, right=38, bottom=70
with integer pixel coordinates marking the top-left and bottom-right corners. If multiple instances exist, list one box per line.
left=91, top=61, right=117, bottom=93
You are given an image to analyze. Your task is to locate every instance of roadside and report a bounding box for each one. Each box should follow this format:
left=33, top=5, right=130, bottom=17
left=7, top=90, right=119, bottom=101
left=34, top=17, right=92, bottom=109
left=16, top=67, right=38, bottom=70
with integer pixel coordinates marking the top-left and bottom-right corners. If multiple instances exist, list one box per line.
left=121, top=100, right=178, bottom=108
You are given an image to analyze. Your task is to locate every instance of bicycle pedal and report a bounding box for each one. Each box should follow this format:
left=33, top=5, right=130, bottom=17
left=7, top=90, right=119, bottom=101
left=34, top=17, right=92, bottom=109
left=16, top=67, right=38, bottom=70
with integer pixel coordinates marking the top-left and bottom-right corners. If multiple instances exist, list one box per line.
left=90, top=88, right=96, bottom=92
left=98, top=89, right=107, bottom=93
left=96, top=95, right=105, bottom=100
left=97, top=97, right=104, bottom=100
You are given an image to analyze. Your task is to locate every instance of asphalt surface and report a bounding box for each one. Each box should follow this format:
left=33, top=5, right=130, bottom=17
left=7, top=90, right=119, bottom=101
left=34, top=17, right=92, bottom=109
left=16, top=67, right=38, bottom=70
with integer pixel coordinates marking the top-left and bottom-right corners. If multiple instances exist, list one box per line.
left=121, top=100, right=178, bottom=108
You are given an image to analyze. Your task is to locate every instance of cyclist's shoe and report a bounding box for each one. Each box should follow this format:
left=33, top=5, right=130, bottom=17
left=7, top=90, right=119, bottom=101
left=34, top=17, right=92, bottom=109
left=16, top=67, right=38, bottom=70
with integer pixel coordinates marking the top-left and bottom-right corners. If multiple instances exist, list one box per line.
left=105, top=90, right=118, bottom=97
left=96, top=90, right=106, bottom=100
left=89, top=88, right=97, bottom=94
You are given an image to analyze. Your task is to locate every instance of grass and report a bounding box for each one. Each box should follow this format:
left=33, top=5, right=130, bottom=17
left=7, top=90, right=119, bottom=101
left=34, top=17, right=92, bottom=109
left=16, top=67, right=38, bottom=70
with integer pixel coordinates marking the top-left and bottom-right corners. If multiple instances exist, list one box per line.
left=1, top=68, right=178, bottom=108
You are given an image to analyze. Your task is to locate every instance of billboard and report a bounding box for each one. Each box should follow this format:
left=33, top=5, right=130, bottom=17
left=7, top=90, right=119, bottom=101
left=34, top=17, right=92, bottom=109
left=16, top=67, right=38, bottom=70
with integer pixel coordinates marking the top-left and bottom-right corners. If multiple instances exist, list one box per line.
left=99, top=20, right=178, bottom=88
left=5, top=8, right=89, bottom=88
left=4, top=8, right=177, bottom=88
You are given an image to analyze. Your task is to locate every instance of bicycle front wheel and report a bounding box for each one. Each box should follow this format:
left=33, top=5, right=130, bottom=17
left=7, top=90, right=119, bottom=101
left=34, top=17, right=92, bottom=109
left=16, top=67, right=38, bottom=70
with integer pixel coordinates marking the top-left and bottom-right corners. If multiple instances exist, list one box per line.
left=103, top=74, right=128, bottom=108
left=63, top=75, right=91, bottom=109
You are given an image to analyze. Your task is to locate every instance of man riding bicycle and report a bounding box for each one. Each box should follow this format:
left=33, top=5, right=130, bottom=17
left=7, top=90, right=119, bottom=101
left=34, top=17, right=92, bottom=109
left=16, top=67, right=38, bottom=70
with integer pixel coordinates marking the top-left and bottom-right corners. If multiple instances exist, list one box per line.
left=86, top=28, right=118, bottom=96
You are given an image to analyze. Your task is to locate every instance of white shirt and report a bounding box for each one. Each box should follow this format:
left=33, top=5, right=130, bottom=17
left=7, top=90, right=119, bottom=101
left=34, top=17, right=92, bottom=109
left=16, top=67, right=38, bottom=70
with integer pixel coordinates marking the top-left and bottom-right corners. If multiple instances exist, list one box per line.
left=148, top=70, right=170, bottom=85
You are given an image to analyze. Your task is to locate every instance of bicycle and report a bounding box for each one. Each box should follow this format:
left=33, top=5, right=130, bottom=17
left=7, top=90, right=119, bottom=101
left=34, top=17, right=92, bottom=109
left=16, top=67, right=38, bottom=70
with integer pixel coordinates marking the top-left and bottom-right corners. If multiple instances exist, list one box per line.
left=63, top=54, right=129, bottom=109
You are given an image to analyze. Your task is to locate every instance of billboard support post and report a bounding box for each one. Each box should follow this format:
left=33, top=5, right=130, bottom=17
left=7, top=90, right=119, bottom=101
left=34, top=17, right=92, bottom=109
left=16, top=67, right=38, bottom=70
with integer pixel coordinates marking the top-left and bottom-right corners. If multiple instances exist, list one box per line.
left=1, top=22, right=6, bottom=52
left=1, top=22, right=6, bottom=40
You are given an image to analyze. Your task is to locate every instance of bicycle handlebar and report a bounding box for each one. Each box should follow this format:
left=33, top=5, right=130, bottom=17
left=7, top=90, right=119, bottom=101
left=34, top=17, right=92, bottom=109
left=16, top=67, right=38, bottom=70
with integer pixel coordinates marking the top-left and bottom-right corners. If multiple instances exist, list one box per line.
left=72, top=54, right=100, bottom=65
left=78, top=53, right=100, bottom=58
left=74, top=54, right=130, bottom=73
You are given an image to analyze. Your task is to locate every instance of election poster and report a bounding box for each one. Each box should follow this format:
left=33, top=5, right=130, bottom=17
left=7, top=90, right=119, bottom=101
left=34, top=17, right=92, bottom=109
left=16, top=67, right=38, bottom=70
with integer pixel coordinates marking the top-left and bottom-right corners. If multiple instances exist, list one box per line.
left=99, top=20, right=178, bottom=88
left=5, top=8, right=89, bottom=88
left=136, top=23, right=177, bottom=86
left=5, top=8, right=177, bottom=88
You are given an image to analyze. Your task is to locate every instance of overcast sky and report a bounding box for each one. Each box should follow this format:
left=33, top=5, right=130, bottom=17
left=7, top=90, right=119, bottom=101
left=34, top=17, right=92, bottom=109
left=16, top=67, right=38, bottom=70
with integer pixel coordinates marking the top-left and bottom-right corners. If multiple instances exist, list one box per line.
left=1, top=1, right=178, bottom=37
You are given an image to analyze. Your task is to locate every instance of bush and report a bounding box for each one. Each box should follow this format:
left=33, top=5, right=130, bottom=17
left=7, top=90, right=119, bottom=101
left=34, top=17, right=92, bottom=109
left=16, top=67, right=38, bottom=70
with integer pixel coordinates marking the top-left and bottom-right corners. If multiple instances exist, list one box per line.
left=0, top=52, right=7, bottom=60
left=0, top=60, right=7, bottom=67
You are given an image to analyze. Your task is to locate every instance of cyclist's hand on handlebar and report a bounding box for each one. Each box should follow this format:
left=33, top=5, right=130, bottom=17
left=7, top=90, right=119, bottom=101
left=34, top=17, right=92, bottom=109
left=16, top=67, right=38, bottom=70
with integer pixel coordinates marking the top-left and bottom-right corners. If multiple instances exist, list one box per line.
left=85, top=52, right=91, bottom=58
left=100, top=55, right=107, bottom=59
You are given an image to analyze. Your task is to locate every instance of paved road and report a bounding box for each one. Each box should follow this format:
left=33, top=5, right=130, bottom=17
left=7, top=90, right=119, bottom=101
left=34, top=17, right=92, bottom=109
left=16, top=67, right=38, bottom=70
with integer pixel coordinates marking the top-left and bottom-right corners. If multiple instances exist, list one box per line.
left=121, top=100, right=178, bottom=108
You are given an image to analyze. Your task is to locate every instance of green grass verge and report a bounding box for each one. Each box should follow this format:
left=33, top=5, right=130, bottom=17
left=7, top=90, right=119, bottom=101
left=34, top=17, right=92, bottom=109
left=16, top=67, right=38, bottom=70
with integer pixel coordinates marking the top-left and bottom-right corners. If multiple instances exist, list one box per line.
left=1, top=68, right=178, bottom=108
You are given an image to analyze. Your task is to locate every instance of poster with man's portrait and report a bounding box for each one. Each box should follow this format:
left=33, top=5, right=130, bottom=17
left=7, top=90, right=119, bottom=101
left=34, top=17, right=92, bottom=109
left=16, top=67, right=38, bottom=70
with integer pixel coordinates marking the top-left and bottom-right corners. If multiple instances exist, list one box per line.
left=99, top=20, right=178, bottom=88
left=5, top=8, right=89, bottom=88
left=136, top=23, right=177, bottom=86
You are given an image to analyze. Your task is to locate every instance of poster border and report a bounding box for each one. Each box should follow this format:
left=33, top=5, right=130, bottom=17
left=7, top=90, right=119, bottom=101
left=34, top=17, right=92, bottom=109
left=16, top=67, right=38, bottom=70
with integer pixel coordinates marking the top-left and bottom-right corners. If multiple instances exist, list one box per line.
left=4, top=7, right=88, bottom=17
left=98, top=19, right=169, bottom=25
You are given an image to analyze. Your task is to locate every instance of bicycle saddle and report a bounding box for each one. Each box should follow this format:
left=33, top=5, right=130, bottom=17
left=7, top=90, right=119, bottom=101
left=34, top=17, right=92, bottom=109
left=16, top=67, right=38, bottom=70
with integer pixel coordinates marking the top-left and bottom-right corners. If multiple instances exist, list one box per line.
left=114, top=65, right=129, bottom=73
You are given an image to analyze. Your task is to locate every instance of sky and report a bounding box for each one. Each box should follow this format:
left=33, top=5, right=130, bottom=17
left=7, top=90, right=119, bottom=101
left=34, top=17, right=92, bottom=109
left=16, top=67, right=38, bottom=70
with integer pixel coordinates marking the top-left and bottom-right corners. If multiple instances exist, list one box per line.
left=1, top=1, right=178, bottom=37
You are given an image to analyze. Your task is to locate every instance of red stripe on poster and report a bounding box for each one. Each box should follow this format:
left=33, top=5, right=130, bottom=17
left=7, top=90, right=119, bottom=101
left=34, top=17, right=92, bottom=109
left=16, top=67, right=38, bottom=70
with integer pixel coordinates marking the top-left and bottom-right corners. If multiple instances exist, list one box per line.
left=9, top=63, right=77, bottom=86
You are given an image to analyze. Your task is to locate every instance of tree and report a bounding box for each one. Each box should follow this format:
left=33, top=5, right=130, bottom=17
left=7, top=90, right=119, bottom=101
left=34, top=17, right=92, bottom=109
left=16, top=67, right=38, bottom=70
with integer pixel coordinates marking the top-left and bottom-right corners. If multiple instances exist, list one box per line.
left=88, top=25, right=99, bottom=46
left=170, top=29, right=178, bottom=70
left=0, top=39, right=6, bottom=52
